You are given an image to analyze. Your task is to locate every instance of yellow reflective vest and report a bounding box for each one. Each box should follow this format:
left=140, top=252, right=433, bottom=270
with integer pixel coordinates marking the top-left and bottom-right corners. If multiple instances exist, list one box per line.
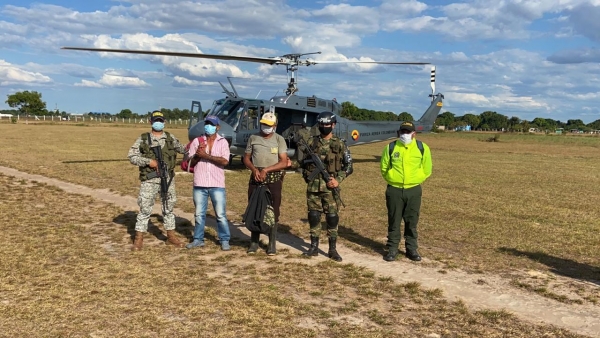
left=380, top=139, right=432, bottom=189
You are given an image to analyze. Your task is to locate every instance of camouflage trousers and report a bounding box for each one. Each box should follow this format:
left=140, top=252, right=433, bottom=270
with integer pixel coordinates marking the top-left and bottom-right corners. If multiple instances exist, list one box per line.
left=135, top=179, right=177, bottom=232
left=307, top=191, right=339, bottom=238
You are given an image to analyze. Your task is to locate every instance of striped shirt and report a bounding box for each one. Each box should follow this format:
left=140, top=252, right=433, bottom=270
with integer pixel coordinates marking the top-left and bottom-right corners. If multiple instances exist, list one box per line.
left=188, top=134, right=230, bottom=188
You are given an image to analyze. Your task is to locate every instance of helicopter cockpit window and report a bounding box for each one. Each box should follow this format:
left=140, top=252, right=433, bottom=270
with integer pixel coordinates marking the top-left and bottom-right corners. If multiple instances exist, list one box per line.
left=214, top=100, right=244, bottom=126
left=209, top=99, right=225, bottom=116
left=238, top=106, right=258, bottom=131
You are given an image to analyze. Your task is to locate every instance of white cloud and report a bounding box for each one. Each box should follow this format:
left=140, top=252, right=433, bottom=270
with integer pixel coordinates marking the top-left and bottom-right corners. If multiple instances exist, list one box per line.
left=311, top=4, right=380, bottom=33
left=74, top=72, right=149, bottom=88
left=82, top=33, right=253, bottom=81
left=380, top=0, right=428, bottom=16
left=75, top=79, right=103, bottom=88
left=0, top=20, right=27, bottom=35
left=381, top=0, right=600, bottom=40
left=98, top=74, right=149, bottom=88
left=172, top=76, right=216, bottom=87
left=567, top=2, right=600, bottom=42
left=547, top=47, right=600, bottom=63
left=0, top=60, right=52, bottom=86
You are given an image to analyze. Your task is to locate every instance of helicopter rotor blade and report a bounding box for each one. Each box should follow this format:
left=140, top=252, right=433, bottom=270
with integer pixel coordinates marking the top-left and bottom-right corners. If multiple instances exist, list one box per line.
left=61, top=47, right=283, bottom=65
left=303, top=60, right=430, bottom=65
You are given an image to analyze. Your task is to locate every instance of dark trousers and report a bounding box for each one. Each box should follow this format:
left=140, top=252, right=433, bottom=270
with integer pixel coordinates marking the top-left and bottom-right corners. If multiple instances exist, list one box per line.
left=248, top=180, right=282, bottom=223
left=385, top=184, right=422, bottom=252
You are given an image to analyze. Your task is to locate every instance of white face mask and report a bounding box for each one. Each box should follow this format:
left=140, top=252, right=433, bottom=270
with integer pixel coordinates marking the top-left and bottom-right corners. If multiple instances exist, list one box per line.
left=261, top=125, right=274, bottom=134
left=399, top=133, right=413, bottom=145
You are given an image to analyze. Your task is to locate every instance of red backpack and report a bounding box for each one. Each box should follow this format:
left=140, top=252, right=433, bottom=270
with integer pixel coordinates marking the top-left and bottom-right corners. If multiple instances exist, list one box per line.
left=181, top=136, right=205, bottom=173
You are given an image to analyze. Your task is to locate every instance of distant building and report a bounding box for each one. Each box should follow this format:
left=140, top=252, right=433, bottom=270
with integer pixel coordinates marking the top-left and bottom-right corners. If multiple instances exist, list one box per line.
left=455, top=125, right=472, bottom=131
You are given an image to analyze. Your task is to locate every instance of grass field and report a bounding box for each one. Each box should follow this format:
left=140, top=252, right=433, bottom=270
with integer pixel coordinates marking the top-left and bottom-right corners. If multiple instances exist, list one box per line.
left=0, top=173, right=586, bottom=337
left=0, top=123, right=599, bottom=333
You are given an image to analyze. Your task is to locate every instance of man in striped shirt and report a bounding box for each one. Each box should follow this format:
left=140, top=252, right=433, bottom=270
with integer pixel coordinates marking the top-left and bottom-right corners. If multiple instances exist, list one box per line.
left=186, top=115, right=232, bottom=251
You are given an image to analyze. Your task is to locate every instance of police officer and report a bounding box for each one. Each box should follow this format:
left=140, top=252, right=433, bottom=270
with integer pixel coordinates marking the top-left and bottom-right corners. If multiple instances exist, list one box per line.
left=128, top=110, right=186, bottom=251
left=300, top=111, right=353, bottom=262
left=380, top=121, right=432, bottom=262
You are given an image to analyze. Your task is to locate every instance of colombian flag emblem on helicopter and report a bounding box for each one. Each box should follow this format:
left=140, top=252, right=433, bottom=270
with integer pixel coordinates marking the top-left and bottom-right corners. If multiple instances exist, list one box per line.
left=351, top=130, right=359, bottom=140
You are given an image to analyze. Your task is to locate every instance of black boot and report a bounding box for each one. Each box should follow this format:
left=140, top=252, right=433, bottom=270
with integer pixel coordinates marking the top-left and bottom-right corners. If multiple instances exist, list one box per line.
left=247, top=231, right=260, bottom=254
left=405, top=249, right=422, bottom=261
left=266, top=224, right=277, bottom=256
left=303, top=236, right=319, bottom=257
left=328, top=237, right=342, bottom=262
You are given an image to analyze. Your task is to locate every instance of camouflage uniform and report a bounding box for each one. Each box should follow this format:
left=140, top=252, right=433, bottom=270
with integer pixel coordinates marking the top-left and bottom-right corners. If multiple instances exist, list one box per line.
left=302, top=135, right=353, bottom=239
left=128, top=132, right=185, bottom=232
left=293, top=127, right=311, bottom=170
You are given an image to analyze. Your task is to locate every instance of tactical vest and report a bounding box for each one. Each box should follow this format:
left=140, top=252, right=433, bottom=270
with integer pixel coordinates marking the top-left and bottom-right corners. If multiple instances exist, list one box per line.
left=305, top=136, right=343, bottom=176
left=138, top=132, right=177, bottom=181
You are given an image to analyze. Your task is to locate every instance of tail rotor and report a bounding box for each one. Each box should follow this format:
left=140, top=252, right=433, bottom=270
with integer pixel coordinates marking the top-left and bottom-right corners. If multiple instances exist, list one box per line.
left=430, top=66, right=436, bottom=101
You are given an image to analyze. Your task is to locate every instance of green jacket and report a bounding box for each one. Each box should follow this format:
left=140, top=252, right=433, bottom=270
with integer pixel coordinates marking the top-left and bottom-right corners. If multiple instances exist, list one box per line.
left=380, top=139, right=432, bottom=188
left=138, top=132, right=177, bottom=181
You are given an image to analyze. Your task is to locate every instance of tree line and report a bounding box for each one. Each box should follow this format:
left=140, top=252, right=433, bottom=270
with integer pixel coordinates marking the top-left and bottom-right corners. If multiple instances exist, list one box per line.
left=340, top=101, right=414, bottom=121
left=5, top=90, right=600, bottom=131
left=339, top=101, right=600, bottom=132
left=433, top=111, right=600, bottom=132
left=4, top=91, right=194, bottom=120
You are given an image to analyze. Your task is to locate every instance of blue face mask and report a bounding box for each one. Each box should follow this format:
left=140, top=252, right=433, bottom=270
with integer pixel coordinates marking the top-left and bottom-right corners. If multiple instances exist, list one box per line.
left=204, top=124, right=217, bottom=135
left=152, top=121, right=164, bottom=131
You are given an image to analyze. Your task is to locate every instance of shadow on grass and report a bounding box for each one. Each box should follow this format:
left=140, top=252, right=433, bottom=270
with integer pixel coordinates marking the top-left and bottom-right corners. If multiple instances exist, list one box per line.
left=338, top=224, right=388, bottom=257
left=62, top=159, right=130, bottom=164
left=112, top=210, right=308, bottom=252
left=351, top=155, right=382, bottom=164
left=498, top=247, right=600, bottom=285
left=112, top=211, right=192, bottom=243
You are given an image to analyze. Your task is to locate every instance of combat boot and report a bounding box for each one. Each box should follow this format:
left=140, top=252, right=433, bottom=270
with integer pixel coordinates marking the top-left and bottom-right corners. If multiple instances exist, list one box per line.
left=247, top=231, right=260, bottom=254
left=303, top=236, right=319, bottom=257
left=328, top=237, right=342, bottom=262
left=266, top=223, right=278, bottom=256
left=132, top=231, right=144, bottom=251
left=166, top=230, right=185, bottom=248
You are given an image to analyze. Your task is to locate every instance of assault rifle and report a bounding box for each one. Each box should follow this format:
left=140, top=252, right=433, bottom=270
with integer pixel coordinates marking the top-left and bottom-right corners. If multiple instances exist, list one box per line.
left=145, top=134, right=173, bottom=214
left=298, top=138, right=345, bottom=208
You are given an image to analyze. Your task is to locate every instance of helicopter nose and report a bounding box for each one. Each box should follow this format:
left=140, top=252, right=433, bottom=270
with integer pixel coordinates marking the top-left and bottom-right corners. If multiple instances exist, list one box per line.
left=217, top=121, right=234, bottom=146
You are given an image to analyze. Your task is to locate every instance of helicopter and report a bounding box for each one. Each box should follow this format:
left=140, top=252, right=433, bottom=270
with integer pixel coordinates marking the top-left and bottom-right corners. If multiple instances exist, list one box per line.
left=61, top=47, right=444, bottom=160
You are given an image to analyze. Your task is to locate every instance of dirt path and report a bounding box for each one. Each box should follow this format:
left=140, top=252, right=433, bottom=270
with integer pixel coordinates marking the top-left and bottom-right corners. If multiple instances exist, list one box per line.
left=2, top=165, right=599, bottom=337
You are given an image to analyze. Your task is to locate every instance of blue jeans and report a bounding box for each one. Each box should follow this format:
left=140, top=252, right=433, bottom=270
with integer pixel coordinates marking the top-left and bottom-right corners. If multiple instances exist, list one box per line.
left=192, top=187, right=230, bottom=242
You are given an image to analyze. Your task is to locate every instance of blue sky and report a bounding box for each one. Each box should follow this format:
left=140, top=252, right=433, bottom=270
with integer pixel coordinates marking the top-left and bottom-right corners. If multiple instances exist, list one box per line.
left=1, top=0, right=599, bottom=122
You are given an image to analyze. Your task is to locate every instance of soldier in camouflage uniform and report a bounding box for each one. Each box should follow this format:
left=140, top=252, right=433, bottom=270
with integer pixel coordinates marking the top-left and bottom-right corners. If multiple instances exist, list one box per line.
left=299, top=111, right=353, bottom=262
left=128, top=111, right=186, bottom=251
left=294, top=123, right=310, bottom=163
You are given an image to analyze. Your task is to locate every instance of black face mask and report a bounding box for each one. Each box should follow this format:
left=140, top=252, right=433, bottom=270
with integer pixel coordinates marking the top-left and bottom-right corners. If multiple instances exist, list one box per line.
left=319, top=126, right=333, bottom=135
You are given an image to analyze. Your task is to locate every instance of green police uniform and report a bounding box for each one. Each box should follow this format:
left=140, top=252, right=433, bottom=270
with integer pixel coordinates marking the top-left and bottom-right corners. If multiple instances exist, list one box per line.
left=380, top=132, right=432, bottom=261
